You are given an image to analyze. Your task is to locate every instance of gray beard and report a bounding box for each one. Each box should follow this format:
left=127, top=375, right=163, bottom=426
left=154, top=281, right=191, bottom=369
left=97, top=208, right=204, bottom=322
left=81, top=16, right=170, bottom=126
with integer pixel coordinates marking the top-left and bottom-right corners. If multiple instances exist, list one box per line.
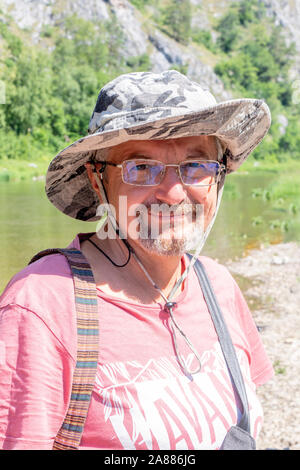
left=131, top=202, right=206, bottom=256
left=137, top=222, right=206, bottom=256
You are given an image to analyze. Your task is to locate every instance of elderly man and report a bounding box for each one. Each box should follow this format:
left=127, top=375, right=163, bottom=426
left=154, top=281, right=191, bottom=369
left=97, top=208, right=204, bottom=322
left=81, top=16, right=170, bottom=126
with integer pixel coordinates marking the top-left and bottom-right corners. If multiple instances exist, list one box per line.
left=0, top=71, right=274, bottom=450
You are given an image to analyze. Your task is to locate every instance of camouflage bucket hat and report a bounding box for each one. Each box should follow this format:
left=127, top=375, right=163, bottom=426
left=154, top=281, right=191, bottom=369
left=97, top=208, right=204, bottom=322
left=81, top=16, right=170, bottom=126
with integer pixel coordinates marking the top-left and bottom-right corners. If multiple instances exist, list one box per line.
left=46, top=70, right=271, bottom=221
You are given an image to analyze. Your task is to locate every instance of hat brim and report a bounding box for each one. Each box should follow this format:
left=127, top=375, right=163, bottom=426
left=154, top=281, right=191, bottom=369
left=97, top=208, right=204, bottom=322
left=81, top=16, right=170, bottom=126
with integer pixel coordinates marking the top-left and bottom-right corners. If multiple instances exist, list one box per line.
left=46, top=98, right=271, bottom=221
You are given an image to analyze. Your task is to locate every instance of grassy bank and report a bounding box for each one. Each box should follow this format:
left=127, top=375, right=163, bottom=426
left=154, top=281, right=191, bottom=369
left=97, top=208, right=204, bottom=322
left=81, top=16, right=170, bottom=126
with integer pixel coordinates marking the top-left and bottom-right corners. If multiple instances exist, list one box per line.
left=239, top=156, right=300, bottom=174
left=0, top=156, right=49, bottom=182
left=235, top=157, right=300, bottom=201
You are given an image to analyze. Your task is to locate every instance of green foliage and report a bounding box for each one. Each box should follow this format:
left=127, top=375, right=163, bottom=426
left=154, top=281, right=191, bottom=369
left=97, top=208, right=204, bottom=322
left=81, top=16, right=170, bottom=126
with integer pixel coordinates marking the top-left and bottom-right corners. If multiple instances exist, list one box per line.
left=273, top=360, right=286, bottom=375
left=0, top=12, right=141, bottom=164
left=213, top=0, right=299, bottom=164
left=129, top=0, right=154, bottom=11
left=215, top=53, right=258, bottom=91
left=171, top=63, right=189, bottom=76
left=191, top=29, right=216, bottom=53
left=4, top=48, right=55, bottom=135
left=158, top=0, right=191, bottom=45
left=0, top=20, right=23, bottom=57
left=216, top=10, right=240, bottom=53
left=278, top=117, right=300, bottom=157
left=214, top=2, right=296, bottom=108
left=216, top=0, right=266, bottom=52
left=126, top=53, right=152, bottom=72
left=0, top=128, right=62, bottom=161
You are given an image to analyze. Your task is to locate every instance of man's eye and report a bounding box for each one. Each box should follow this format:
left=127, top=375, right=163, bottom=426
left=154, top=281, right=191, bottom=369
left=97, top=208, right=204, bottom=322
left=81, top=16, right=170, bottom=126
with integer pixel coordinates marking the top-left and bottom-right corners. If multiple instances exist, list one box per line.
left=186, top=162, right=202, bottom=168
left=135, top=164, right=149, bottom=171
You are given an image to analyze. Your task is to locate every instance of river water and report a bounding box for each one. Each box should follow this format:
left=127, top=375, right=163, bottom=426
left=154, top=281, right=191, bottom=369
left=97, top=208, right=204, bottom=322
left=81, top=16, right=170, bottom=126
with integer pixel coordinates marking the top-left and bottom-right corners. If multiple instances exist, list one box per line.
left=1, top=171, right=299, bottom=292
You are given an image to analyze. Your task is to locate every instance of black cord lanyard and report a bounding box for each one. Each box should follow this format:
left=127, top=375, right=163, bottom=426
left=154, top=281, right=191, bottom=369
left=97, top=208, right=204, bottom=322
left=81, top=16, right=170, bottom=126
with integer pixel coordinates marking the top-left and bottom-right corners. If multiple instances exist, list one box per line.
left=87, top=237, right=132, bottom=268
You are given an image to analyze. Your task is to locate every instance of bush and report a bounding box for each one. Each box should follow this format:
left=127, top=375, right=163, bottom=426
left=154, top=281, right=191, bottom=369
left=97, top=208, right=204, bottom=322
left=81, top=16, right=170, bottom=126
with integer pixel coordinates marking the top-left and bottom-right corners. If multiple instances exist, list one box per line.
left=129, top=0, right=153, bottom=11
left=278, top=117, right=300, bottom=156
left=126, top=53, right=152, bottom=72
left=216, top=10, right=240, bottom=53
left=191, top=30, right=216, bottom=52
left=158, top=0, right=191, bottom=45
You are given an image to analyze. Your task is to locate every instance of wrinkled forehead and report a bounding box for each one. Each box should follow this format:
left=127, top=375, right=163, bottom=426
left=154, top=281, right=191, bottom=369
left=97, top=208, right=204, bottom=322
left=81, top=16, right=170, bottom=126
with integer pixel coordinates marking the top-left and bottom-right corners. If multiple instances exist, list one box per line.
left=98, top=136, right=220, bottom=164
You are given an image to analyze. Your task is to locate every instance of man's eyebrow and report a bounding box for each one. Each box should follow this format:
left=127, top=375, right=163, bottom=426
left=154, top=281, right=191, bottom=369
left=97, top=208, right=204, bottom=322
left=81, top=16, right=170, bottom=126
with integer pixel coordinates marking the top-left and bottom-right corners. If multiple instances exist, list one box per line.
left=115, top=152, right=153, bottom=162
left=129, top=152, right=152, bottom=158
left=110, top=147, right=215, bottom=163
left=186, top=148, right=211, bottom=158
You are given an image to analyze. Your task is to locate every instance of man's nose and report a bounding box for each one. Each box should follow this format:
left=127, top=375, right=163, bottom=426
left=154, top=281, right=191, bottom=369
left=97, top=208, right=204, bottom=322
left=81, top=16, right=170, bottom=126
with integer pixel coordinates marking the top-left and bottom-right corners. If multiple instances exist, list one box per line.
left=154, top=166, right=187, bottom=205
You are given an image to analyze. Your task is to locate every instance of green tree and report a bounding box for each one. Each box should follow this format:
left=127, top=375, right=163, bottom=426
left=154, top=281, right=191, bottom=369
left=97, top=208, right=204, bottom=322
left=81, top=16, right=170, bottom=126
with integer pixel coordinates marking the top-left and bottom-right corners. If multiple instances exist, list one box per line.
left=215, top=9, right=295, bottom=108
left=4, top=48, right=55, bottom=134
left=0, top=12, right=126, bottom=162
left=191, top=29, right=216, bottom=52
left=126, top=53, right=151, bottom=72
left=215, top=54, right=258, bottom=91
left=237, top=0, right=265, bottom=25
left=278, top=117, right=300, bottom=156
left=269, top=25, right=296, bottom=70
left=216, top=10, right=240, bottom=52
left=160, top=0, right=191, bottom=45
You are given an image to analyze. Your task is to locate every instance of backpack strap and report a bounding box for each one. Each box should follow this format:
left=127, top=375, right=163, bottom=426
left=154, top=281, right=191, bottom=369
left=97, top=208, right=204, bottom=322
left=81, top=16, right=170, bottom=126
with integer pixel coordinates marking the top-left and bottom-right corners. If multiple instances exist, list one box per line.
left=29, top=248, right=99, bottom=450
left=190, top=256, right=256, bottom=449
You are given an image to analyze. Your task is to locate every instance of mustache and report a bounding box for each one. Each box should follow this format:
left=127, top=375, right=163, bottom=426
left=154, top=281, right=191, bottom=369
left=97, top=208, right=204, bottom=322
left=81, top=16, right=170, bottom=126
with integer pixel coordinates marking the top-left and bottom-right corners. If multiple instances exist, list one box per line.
left=141, top=200, right=202, bottom=216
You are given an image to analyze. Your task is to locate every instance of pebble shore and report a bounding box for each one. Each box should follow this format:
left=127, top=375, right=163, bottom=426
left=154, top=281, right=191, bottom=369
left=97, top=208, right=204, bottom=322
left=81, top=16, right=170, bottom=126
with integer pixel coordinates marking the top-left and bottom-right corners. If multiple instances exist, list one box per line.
left=225, top=242, right=300, bottom=450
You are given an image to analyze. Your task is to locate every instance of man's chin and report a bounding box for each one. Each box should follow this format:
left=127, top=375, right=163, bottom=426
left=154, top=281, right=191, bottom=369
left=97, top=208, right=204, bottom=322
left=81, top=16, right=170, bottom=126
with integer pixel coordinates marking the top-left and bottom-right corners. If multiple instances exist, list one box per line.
left=138, top=237, right=187, bottom=256
left=137, top=231, right=206, bottom=256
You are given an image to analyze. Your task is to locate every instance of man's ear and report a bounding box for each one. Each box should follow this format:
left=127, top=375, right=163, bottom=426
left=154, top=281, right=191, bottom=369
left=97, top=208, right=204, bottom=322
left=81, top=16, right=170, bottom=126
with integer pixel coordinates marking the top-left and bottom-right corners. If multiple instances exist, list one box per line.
left=85, top=162, right=103, bottom=199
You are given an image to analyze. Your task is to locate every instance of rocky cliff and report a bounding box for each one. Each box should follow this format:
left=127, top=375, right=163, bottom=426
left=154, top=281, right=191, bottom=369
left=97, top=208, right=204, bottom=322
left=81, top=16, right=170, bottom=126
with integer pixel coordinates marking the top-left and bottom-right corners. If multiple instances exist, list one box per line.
left=1, top=0, right=299, bottom=99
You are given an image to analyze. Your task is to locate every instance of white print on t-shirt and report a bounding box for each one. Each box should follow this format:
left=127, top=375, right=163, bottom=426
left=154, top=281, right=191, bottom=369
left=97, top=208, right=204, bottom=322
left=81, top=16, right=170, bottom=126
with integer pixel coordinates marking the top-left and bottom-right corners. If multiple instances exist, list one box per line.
left=94, top=343, right=263, bottom=450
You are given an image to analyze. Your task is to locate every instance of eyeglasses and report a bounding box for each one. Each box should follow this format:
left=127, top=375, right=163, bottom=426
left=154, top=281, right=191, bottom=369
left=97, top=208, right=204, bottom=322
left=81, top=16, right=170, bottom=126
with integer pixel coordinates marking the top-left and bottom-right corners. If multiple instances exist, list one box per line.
left=97, top=159, right=226, bottom=187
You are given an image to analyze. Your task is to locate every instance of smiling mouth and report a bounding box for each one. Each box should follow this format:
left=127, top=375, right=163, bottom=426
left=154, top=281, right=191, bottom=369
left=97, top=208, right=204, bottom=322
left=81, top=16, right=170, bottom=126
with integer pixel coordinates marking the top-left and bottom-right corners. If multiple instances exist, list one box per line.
left=149, top=212, right=190, bottom=218
left=133, top=203, right=202, bottom=229
left=146, top=212, right=196, bottom=234
left=148, top=208, right=195, bottom=219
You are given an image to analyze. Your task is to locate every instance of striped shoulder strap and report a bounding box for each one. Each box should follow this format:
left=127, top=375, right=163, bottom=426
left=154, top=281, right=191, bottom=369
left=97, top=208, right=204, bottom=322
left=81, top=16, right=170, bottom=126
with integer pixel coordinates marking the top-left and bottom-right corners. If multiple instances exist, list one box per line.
left=29, top=248, right=99, bottom=450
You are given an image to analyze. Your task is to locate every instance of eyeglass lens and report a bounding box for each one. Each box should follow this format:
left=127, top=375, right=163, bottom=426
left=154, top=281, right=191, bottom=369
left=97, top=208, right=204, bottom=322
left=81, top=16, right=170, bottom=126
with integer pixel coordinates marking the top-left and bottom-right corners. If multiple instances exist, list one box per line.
left=122, top=160, right=220, bottom=186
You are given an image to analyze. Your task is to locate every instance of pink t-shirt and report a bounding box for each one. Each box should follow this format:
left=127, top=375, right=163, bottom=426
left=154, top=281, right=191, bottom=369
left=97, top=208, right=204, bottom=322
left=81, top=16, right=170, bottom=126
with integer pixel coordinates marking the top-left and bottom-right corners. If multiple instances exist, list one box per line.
left=0, top=234, right=274, bottom=450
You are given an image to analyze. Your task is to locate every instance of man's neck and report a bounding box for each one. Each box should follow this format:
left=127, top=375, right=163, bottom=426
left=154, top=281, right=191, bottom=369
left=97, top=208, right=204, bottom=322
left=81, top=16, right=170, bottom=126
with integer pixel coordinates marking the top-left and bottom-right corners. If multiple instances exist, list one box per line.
left=83, top=233, right=185, bottom=304
left=127, top=237, right=184, bottom=297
